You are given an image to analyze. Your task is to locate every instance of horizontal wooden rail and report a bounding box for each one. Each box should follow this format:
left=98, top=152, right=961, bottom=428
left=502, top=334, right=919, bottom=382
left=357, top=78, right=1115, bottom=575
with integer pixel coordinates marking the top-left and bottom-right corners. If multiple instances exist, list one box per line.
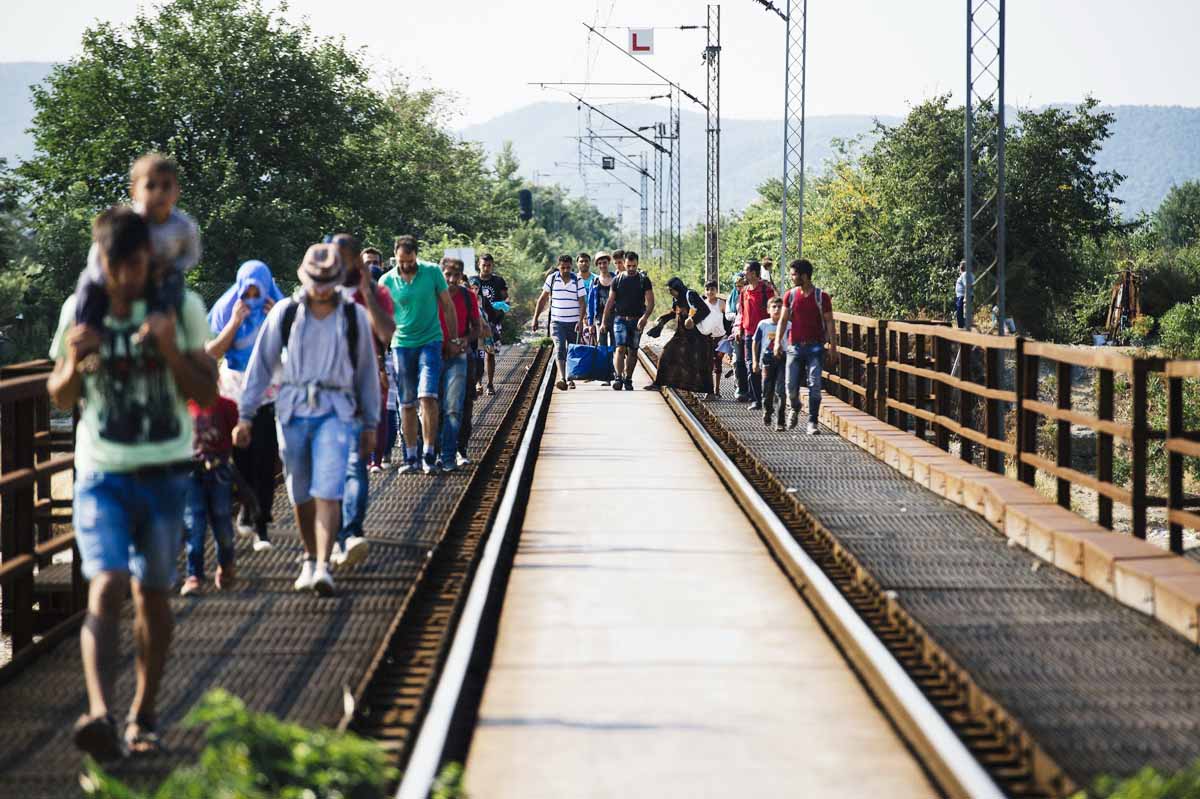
left=1022, top=400, right=1134, bottom=441
left=886, top=321, right=1019, bottom=350
left=887, top=361, right=1016, bottom=403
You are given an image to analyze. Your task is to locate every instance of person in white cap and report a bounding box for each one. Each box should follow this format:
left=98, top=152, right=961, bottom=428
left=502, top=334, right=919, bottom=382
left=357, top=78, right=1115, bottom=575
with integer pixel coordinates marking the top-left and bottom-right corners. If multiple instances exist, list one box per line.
left=235, top=243, right=380, bottom=596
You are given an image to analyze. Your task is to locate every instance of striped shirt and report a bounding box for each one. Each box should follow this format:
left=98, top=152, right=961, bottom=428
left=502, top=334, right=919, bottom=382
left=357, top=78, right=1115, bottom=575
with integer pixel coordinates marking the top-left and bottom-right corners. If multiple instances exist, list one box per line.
left=543, top=271, right=586, bottom=324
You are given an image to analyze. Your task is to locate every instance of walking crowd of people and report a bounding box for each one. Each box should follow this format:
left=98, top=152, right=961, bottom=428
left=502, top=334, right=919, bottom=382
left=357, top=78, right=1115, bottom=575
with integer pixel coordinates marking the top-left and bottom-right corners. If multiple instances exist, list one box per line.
left=45, top=152, right=837, bottom=763
left=46, top=154, right=518, bottom=762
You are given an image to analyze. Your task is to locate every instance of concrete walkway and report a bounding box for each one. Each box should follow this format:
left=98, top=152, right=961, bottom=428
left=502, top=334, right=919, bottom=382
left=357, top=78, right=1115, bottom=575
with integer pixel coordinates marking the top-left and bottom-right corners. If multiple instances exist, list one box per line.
left=465, top=369, right=935, bottom=798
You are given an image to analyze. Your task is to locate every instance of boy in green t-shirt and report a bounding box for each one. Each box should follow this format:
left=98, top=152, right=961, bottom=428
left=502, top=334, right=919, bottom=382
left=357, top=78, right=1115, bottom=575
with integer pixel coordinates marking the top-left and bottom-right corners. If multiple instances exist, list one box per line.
left=48, top=206, right=217, bottom=761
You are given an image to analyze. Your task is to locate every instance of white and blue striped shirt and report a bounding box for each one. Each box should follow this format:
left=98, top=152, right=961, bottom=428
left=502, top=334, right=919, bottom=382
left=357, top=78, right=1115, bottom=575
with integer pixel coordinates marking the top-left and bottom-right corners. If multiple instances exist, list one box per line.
left=543, top=272, right=586, bottom=324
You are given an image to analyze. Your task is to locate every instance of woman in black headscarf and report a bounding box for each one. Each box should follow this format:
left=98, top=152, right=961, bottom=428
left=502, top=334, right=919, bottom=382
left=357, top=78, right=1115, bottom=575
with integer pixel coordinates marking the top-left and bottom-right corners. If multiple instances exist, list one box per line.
left=643, top=276, right=715, bottom=393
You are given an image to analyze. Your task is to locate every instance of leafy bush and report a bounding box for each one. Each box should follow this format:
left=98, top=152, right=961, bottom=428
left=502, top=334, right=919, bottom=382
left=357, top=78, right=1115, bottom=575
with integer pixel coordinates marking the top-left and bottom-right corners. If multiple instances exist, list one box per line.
left=1075, top=760, right=1200, bottom=799
left=81, top=689, right=396, bottom=798
left=1158, top=297, right=1200, bottom=358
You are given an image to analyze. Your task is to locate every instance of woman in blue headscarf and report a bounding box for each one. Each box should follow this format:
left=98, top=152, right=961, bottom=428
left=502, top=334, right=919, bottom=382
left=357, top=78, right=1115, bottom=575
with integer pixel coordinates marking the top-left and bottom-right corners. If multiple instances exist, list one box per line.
left=206, top=260, right=285, bottom=551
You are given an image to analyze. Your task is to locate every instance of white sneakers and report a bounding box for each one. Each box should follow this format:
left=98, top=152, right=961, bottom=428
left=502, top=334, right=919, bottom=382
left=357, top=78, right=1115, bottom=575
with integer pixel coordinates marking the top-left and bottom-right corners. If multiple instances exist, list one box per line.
left=331, top=536, right=369, bottom=568
left=455, top=452, right=471, bottom=468
left=295, top=560, right=336, bottom=595
left=294, top=560, right=315, bottom=591
left=252, top=538, right=273, bottom=552
left=807, top=421, right=820, bottom=435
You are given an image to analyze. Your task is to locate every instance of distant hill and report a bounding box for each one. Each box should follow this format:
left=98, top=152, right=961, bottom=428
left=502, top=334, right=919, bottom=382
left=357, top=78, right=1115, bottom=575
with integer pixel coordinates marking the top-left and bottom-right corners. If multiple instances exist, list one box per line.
left=3, top=62, right=1199, bottom=219
left=459, top=101, right=1200, bottom=222
left=0, top=62, right=53, bottom=166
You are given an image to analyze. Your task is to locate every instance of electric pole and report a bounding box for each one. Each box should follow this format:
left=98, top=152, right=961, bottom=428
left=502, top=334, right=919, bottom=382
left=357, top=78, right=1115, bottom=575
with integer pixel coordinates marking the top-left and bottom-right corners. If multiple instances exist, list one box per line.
left=705, top=4, right=722, bottom=285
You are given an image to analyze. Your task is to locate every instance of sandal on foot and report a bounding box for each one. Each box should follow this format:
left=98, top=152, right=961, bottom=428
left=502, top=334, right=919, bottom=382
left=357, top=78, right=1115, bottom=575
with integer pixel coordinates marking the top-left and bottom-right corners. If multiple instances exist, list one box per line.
left=125, top=714, right=169, bottom=756
left=73, top=714, right=127, bottom=762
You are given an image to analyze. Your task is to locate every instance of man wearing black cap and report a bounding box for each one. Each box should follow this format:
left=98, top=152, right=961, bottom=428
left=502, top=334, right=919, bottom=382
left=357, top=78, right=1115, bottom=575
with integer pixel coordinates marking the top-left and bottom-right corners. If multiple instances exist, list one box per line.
left=236, top=243, right=381, bottom=597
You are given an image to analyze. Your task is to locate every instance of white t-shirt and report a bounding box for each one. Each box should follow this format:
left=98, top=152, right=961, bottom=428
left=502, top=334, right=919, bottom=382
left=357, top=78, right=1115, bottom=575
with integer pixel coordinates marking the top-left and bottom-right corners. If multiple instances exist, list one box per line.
left=543, top=272, right=586, bottom=324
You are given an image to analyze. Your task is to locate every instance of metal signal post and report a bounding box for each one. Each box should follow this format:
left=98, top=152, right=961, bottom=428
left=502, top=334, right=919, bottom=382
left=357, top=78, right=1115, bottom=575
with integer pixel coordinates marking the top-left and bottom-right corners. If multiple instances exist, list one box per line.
left=964, top=0, right=1007, bottom=332
left=782, top=0, right=808, bottom=265
left=704, top=4, right=721, bottom=285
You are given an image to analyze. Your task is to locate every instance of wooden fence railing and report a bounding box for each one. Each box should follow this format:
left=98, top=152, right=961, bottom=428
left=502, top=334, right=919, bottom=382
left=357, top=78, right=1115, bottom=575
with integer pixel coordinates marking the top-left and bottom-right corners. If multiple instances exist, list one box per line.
left=0, top=360, right=83, bottom=675
left=821, top=313, right=1199, bottom=553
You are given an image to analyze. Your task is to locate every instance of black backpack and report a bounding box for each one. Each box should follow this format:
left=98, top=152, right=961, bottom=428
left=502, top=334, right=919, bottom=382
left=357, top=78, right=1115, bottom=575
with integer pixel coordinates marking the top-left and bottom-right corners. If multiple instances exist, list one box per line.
left=278, top=294, right=360, bottom=373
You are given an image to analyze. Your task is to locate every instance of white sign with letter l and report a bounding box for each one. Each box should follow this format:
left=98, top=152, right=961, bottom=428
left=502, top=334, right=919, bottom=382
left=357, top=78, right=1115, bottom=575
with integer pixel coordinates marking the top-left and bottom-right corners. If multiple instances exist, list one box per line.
left=628, top=28, right=654, bottom=55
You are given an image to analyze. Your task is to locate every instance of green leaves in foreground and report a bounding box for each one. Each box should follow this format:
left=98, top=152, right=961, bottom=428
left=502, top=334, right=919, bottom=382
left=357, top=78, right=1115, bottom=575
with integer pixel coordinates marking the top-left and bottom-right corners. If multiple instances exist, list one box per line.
left=1074, top=760, right=1200, bottom=799
left=81, top=689, right=397, bottom=799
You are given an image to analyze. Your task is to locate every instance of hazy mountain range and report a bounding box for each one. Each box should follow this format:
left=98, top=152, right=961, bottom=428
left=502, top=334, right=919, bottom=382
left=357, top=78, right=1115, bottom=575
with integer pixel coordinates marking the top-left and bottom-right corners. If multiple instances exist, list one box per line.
left=4, top=62, right=1200, bottom=222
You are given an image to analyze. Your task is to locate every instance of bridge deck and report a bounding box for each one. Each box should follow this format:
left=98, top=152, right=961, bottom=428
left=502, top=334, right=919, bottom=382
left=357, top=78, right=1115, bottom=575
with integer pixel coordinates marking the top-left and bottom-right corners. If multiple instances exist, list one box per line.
left=681, top=367, right=1200, bottom=786
left=464, top=369, right=935, bottom=798
left=0, top=345, right=539, bottom=798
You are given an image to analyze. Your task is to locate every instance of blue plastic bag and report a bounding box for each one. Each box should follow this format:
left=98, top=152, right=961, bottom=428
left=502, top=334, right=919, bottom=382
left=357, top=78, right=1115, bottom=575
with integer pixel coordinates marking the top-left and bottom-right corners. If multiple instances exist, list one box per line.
left=566, top=344, right=616, bottom=381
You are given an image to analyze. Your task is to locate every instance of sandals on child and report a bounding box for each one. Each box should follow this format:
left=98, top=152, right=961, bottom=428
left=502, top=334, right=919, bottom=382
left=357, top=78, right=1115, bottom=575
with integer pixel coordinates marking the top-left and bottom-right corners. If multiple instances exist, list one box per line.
left=72, top=713, right=127, bottom=762
left=125, top=713, right=169, bottom=756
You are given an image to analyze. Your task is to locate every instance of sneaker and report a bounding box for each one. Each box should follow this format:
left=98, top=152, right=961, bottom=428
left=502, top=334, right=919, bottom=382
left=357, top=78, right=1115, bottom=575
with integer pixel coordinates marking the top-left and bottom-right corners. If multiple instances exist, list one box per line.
left=775, top=421, right=787, bottom=432
left=486, top=384, right=496, bottom=396
left=455, top=452, right=472, bottom=467
left=439, top=458, right=457, bottom=473
left=180, top=576, right=202, bottom=596
left=329, top=546, right=346, bottom=567
left=398, top=457, right=419, bottom=474
left=422, top=452, right=438, bottom=474
left=556, top=379, right=569, bottom=391
left=235, top=511, right=255, bottom=537
left=568, top=380, right=576, bottom=389
left=379, top=458, right=392, bottom=470
left=735, top=394, right=750, bottom=403
left=215, top=562, right=236, bottom=591
left=789, top=409, right=800, bottom=430
left=311, top=564, right=335, bottom=597
left=703, top=392, right=717, bottom=401
left=612, top=380, right=624, bottom=391
left=294, top=561, right=315, bottom=592
left=762, top=406, right=772, bottom=426
left=624, top=378, right=634, bottom=390
left=807, top=421, right=819, bottom=435
left=748, top=401, right=762, bottom=411
left=253, top=537, right=273, bottom=552
left=339, top=536, right=369, bottom=569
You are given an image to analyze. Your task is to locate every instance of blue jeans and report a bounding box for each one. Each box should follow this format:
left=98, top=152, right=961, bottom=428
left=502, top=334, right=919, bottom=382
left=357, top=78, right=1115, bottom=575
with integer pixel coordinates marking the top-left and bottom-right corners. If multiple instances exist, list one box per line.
left=392, top=341, right=443, bottom=406
left=277, top=413, right=353, bottom=504
left=955, top=296, right=966, bottom=329
left=613, top=316, right=642, bottom=349
left=551, top=321, right=578, bottom=379
left=73, top=468, right=190, bottom=591
left=340, top=421, right=368, bottom=546
left=787, top=343, right=825, bottom=423
left=185, top=463, right=236, bottom=580
left=743, top=336, right=762, bottom=403
left=438, top=353, right=468, bottom=460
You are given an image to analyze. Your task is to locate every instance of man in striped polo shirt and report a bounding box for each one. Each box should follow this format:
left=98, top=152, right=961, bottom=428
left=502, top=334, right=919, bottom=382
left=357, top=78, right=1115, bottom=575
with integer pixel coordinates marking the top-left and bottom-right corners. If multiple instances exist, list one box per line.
left=532, top=254, right=587, bottom=390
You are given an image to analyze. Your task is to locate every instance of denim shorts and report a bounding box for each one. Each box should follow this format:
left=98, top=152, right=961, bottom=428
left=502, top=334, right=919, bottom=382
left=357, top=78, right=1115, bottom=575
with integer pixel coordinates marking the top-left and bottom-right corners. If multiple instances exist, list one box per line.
left=277, top=413, right=353, bottom=504
left=392, top=341, right=443, bottom=407
left=613, top=316, right=642, bottom=349
left=73, top=468, right=191, bottom=591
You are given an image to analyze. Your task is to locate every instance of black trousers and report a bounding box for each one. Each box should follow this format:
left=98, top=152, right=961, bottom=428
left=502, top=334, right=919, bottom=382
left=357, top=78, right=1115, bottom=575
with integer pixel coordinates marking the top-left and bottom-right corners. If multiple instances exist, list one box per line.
left=232, top=402, right=278, bottom=539
left=459, top=351, right=478, bottom=457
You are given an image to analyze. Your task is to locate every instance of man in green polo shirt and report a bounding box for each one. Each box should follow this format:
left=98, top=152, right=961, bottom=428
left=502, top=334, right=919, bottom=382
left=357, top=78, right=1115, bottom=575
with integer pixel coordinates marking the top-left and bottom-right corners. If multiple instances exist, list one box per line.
left=378, top=235, right=459, bottom=474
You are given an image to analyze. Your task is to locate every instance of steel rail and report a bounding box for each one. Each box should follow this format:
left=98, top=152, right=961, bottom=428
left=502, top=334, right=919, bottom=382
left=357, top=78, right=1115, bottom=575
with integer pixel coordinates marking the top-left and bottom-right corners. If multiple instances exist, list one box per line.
left=636, top=350, right=1004, bottom=799
left=395, top=358, right=555, bottom=799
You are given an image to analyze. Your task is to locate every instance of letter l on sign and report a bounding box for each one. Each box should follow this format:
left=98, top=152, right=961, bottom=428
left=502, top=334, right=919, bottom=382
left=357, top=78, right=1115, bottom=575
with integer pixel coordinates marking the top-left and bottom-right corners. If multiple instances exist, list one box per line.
left=629, top=28, right=654, bottom=55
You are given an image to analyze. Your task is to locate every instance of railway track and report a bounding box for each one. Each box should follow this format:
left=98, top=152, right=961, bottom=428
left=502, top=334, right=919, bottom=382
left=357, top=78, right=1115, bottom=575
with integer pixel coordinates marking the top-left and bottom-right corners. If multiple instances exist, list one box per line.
left=638, top=348, right=1064, bottom=799
left=348, top=344, right=551, bottom=789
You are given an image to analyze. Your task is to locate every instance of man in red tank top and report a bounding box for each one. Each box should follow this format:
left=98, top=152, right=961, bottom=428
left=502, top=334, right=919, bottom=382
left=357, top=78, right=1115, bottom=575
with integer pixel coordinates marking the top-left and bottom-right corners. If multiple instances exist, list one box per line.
left=774, top=259, right=836, bottom=434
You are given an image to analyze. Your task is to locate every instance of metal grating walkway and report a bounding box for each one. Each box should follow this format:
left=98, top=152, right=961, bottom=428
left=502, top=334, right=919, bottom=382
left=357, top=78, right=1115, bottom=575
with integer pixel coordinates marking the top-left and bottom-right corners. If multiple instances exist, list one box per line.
left=687, top=366, right=1200, bottom=785
left=0, top=346, right=540, bottom=798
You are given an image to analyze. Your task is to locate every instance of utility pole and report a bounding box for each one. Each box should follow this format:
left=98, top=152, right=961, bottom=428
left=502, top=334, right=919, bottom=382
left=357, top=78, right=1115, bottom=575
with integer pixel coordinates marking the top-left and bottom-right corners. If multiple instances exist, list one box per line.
left=670, top=87, right=682, bottom=273
left=640, top=152, right=650, bottom=254
left=964, top=0, right=1006, bottom=332
left=704, top=4, right=722, bottom=285
left=782, top=0, right=808, bottom=264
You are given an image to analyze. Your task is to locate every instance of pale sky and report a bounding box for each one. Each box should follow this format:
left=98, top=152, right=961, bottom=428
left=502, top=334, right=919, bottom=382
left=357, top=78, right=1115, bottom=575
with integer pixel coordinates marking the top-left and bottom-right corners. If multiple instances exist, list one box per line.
left=4, top=0, right=1200, bottom=129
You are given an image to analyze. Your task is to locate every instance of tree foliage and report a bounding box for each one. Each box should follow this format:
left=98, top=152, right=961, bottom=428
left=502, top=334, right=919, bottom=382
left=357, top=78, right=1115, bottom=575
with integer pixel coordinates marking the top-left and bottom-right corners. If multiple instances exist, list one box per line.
left=1154, top=181, right=1200, bottom=249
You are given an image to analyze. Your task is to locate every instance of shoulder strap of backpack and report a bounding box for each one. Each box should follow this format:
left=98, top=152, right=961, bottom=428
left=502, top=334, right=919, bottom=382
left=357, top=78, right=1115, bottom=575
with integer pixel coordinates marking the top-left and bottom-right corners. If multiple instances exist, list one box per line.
left=280, top=299, right=299, bottom=358
left=342, top=295, right=359, bottom=374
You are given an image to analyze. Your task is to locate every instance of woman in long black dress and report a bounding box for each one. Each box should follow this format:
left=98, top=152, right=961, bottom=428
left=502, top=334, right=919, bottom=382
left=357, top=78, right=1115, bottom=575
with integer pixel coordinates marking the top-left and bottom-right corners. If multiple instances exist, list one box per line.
left=644, top=277, right=714, bottom=393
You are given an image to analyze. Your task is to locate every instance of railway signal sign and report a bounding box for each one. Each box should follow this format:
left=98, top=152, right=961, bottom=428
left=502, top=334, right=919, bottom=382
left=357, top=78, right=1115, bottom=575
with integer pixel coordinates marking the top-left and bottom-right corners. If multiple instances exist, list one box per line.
left=601, top=156, right=616, bottom=170
left=629, top=28, right=654, bottom=55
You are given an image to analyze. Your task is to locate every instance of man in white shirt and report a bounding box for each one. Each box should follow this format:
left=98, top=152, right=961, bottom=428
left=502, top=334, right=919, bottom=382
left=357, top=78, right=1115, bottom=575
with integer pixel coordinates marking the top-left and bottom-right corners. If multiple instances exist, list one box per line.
left=532, top=254, right=587, bottom=390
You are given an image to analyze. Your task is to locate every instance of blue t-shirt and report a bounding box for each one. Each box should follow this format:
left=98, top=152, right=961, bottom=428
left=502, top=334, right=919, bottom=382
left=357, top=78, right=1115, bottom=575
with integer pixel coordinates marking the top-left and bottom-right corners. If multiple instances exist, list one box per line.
left=752, top=319, right=789, bottom=364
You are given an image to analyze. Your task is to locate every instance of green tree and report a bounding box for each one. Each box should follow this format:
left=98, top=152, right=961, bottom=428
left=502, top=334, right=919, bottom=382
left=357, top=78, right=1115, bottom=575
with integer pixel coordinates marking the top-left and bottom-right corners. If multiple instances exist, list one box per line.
left=1154, top=180, right=1200, bottom=249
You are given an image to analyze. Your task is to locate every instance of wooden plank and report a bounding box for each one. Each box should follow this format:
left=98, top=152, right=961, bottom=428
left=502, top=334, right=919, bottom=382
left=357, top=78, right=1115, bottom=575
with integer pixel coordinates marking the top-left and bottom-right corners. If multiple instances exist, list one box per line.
left=1023, top=399, right=1132, bottom=440
left=832, top=311, right=879, bottom=328
left=1023, top=341, right=1135, bottom=372
left=0, top=374, right=49, bottom=404
left=1168, top=508, right=1200, bottom=531
left=885, top=322, right=1018, bottom=349
left=1019, top=452, right=1134, bottom=505
left=1165, top=360, right=1200, bottom=379
left=887, top=361, right=1017, bottom=402
left=1166, top=438, right=1200, bottom=458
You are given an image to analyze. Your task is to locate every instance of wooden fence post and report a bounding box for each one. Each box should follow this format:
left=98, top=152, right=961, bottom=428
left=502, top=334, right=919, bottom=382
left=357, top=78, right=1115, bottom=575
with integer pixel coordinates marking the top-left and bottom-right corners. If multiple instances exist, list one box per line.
left=877, top=320, right=889, bottom=421
left=1097, top=368, right=1115, bottom=530
left=1168, top=372, right=1184, bottom=554
left=1131, top=358, right=1149, bottom=540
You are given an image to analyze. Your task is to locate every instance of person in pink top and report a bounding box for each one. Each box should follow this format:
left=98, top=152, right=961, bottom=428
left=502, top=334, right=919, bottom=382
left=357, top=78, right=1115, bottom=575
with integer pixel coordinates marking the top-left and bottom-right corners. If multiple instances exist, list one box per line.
left=734, top=260, right=775, bottom=410
left=774, top=258, right=837, bottom=434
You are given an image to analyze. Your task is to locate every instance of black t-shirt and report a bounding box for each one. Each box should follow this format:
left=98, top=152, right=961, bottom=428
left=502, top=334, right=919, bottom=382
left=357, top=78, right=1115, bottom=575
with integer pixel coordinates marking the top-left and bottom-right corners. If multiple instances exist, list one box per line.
left=611, top=271, right=652, bottom=318
left=471, top=274, right=508, bottom=304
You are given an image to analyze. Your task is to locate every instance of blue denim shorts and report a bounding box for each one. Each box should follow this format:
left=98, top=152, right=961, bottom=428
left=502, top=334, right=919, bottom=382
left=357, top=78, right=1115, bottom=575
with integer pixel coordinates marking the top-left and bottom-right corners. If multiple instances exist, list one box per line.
left=613, top=316, right=642, bottom=349
left=73, top=468, right=191, bottom=591
left=277, top=413, right=353, bottom=504
left=392, top=341, right=443, bottom=407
